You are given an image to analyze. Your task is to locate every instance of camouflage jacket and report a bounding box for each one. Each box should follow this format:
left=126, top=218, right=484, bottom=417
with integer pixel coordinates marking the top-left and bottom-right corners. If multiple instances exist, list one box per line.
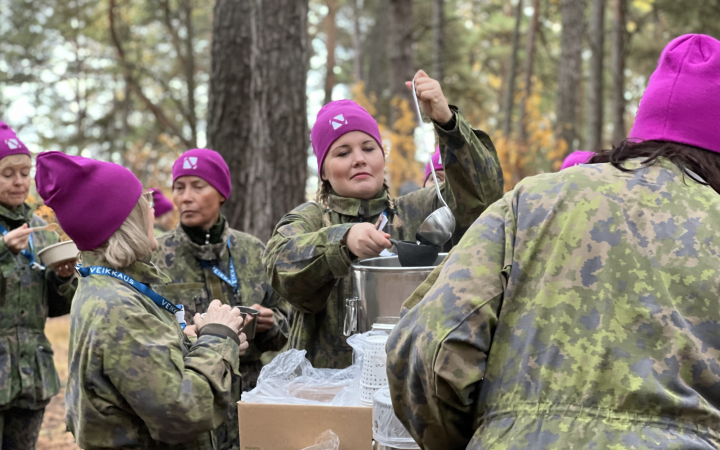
left=263, top=110, right=504, bottom=369
left=152, top=222, right=289, bottom=389
left=387, top=159, right=720, bottom=450
left=66, top=252, right=241, bottom=450
left=0, top=202, right=76, bottom=411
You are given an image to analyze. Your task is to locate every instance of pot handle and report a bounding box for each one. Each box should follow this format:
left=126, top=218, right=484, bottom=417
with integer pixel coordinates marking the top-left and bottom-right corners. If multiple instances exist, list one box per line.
left=343, top=297, right=358, bottom=336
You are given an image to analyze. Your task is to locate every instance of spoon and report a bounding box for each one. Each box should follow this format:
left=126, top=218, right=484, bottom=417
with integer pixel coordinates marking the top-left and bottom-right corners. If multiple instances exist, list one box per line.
left=410, top=79, right=456, bottom=246
left=31, top=223, right=60, bottom=232
left=389, top=239, right=439, bottom=267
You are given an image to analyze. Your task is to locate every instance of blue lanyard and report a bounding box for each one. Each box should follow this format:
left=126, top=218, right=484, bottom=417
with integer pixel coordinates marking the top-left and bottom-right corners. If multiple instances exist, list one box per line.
left=76, top=264, right=186, bottom=330
left=200, top=239, right=238, bottom=293
left=0, top=222, right=39, bottom=268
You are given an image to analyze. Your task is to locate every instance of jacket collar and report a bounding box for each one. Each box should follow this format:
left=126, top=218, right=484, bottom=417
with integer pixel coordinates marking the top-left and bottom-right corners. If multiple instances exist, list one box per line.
left=80, top=252, right=172, bottom=285
left=173, top=220, right=231, bottom=261
left=327, top=188, right=389, bottom=218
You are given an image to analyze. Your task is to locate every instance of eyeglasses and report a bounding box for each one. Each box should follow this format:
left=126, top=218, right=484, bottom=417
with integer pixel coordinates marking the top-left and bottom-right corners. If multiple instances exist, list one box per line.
left=144, top=191, right=154, bottom=209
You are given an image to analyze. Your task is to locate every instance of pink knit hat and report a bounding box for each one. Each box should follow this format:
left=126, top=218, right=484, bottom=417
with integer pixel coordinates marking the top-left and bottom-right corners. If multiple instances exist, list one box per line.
left=630, top=34, right=720, bottom=153
left=560, top=151, right=594, bottom=171
left=35, top=152, right=143, bottom=251
left=424, top=147, right=443, bottom=184
left=172, top=149, right=231, bottom=200
left=149, top=188, right=174, bottom=217
left=0, top=121, right=32, bottom=160
left=311, top=100, right=383, bottom=175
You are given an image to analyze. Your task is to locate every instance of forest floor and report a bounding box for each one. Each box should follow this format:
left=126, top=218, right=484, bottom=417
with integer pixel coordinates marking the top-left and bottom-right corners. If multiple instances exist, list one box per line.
left=38, top=316, right=81, bottom=450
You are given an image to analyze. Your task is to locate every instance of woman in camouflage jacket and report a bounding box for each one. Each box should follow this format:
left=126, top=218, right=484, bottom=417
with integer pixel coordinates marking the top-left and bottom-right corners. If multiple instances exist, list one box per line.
left=263, top=70, right=504, bottom=369
left=0, top=122, right=76, bottom=449
left=388, top=34, right=720, bottom=450
left=153, top=149, right=288, bottom=450
left=36, top=151, right=248, bottom=450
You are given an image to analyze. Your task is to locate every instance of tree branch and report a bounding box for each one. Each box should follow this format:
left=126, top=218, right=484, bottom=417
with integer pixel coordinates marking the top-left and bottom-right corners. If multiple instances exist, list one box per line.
left=108, top=0, right=192, bottom=148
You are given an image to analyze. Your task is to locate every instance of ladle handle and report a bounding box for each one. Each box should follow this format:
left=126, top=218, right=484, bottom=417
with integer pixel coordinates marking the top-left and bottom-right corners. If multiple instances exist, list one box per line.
left=411, top=79, right=449, bottom=209
left=343, top=297, right=358, bottom=337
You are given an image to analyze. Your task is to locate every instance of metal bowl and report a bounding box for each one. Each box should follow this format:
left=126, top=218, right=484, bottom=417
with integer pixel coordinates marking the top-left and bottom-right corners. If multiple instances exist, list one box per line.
left=37, top=241, right=79, bottom=268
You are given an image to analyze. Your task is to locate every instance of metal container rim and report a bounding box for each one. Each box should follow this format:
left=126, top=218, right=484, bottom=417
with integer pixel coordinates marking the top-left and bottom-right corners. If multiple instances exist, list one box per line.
left=350, top=254, right=448, bottom=272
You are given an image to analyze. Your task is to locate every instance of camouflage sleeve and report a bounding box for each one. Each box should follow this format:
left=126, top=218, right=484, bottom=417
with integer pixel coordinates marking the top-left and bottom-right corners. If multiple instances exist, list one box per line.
left=0, top=237, right=15, bottom=275
left=435, top=108, right=504, bottom=243
left=253, top=287, right=290, bottom=353
left=46, top=270, right=77, bottom=317
left=387, top=195, right=512, bottom=450
left=263, top=203, right=354, bottom=314
left=104, top=303, right=241, bottom=444
left=401, top=256, right=446, bottom=315
left=41, top=231, right=77, bottom=317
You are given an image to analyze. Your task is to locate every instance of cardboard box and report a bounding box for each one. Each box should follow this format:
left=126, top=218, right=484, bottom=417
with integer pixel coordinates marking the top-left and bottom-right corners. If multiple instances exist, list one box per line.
left=238, top=401, right=372, bottom=450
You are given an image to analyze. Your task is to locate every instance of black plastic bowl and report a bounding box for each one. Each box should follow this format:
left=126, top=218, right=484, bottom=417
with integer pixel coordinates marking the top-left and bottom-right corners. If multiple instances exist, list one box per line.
left=389, top=239, right=440, bottom=267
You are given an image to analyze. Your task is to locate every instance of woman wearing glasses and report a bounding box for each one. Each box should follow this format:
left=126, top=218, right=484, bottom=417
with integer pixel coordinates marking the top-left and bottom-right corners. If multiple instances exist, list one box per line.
left=37, top=151, right=249, bottom=449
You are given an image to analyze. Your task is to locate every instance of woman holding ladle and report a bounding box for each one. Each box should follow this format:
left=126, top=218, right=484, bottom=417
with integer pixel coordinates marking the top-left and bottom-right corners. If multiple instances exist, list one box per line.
left=263, top=70, right=505, bottom=369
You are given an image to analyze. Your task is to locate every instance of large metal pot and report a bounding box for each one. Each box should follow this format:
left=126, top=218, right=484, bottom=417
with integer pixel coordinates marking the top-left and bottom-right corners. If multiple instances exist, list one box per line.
left=343, top=254, right=447, bottom=336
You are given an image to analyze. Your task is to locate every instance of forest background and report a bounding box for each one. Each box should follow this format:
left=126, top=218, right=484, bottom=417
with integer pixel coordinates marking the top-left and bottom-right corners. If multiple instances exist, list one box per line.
left=3, top=0, right=720, bottom=242
left=1, top=1, right=719, bottom=447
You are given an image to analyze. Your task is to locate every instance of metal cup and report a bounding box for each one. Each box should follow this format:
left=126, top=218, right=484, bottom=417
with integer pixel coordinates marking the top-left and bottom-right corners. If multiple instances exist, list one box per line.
left=234, top=306, right=259, bottom=340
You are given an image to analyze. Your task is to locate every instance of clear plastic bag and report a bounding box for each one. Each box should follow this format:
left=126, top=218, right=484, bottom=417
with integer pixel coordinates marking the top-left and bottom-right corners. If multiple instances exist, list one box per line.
left=242, top=349, right=358, bottom=405
left=242, top=332, right=388, bottom=406
left=299, top=430, right=340, bottom=450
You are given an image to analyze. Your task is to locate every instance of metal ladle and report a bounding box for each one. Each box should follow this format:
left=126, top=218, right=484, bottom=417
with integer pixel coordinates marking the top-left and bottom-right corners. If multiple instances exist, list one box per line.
left=411, top=79, right=456, bottom=246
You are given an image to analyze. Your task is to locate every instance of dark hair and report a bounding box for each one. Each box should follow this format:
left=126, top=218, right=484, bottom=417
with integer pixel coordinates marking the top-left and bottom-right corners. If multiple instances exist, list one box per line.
left=588, top=140, right=720, bottom=194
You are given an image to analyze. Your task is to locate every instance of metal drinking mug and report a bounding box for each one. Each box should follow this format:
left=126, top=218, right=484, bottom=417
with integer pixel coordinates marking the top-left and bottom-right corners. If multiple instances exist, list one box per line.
left=234, top=306, right=259, bottom=340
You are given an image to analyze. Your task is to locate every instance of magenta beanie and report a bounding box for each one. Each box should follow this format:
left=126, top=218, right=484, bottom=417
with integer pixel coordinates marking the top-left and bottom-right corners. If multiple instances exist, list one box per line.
left=172, top=149, right=231, bottom=200
left=630, top=34, right=720, bottom=153
left=0, top=121, right=32, bottom=161
left=311, top=100, right=383, bottom=175
left=35, top=152, right=143, bottom=251
left=149, top=188, right=174, bottom=217
left=424, top=147, right=443, bottom=184
left=560, top=151, right=594, bottom=171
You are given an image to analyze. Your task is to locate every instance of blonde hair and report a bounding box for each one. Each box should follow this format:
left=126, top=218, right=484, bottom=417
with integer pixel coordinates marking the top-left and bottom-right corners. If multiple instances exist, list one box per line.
left=0, top=154, right=31, bottom=171
left=93, top=195, right=153, bottom=269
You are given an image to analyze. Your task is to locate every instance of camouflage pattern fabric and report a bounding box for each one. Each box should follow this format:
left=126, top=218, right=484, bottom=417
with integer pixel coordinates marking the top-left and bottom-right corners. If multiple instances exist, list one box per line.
left=66, top=252, right=241, bottom=450
left=387, top=158, right=720, bottom=450
left=263, top=109, right=504, bottom=369
left=154, top=224, right=167, bottom=238
left=0, top=202, right=76, bottom=413
left=153, top=223, right=289, bottom=450
left=0, top=406, right=44, bottom=449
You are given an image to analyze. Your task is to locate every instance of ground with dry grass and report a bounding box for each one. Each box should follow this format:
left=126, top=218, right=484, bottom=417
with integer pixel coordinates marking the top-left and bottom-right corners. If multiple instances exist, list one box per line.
left=38, top=316, right=80, bottom=450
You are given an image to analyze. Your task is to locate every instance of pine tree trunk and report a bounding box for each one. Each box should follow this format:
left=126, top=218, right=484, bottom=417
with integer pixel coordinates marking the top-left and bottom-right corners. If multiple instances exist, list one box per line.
left=556, top=0, right=587, bottom=155
left=518, top=0, right=541, bottom=143
left=501, top=0, right=524, bottom=140
left=587, top=0, right=605, bottom=150
left=324, top=0, right=338, bottom=104
left=432, top=0, right=444, bottom=81
left=388, top=0, right=414, bottom=119
left=207, top=0, right=309, bottom=242
left=366, top=0, right=389, bottom=96
left=611, top=0, right=627, bottom=144
left=352, top=0, right=363, bottom=82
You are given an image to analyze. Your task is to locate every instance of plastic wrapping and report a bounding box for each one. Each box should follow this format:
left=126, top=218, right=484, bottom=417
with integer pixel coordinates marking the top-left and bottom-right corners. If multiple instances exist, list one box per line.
left=372, top=387, right=420, bottom=449
left=243, top=332, right=388, bottom=406
left=300, top=430, right=340, bottom=450
left=242, top=349, right=357, bottom=405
